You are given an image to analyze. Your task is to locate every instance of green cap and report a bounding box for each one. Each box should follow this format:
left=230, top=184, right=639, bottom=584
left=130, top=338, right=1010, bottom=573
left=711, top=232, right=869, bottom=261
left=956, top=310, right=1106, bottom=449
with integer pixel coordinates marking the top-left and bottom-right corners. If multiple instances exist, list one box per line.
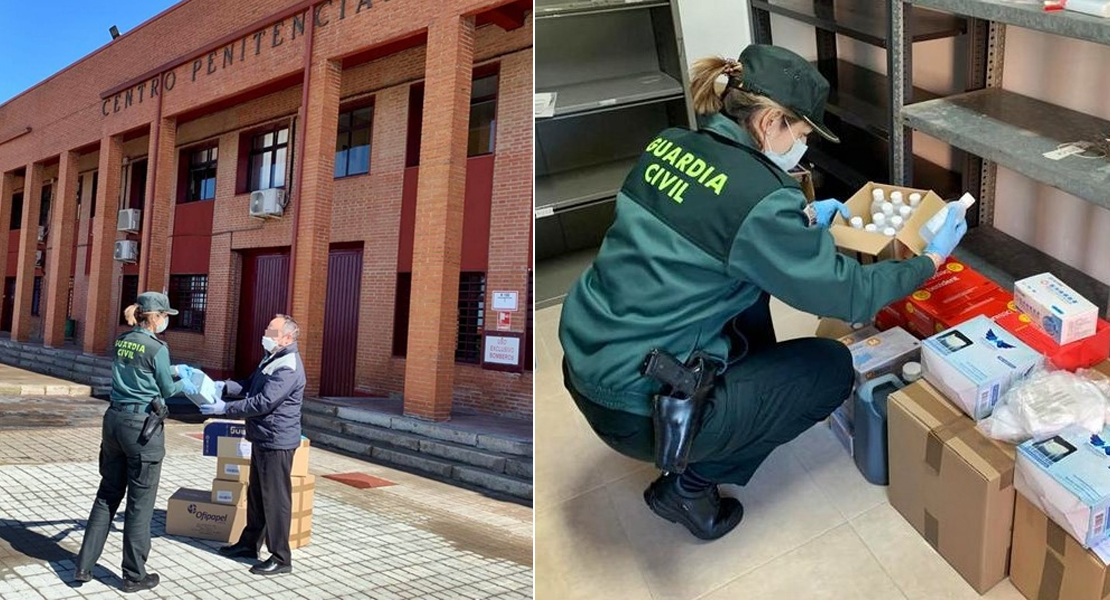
left=736, top=44, right=839, bottom=143
left=136, top=291, right=178, bottom=315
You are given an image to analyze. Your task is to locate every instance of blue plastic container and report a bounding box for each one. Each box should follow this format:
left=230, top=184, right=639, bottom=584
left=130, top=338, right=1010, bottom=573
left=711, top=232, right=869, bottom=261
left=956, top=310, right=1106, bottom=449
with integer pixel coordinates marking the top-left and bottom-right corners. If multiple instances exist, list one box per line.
left=853, top=373, right=904, bottom=485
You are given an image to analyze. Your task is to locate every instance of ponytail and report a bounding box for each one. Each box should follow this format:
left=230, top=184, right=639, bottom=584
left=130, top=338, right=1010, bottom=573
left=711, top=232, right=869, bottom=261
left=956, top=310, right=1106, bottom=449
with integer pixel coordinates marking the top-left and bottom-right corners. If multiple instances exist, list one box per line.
left=124, top=304, right=141, bottom=327
left=688, top=54, right=802, bottom=140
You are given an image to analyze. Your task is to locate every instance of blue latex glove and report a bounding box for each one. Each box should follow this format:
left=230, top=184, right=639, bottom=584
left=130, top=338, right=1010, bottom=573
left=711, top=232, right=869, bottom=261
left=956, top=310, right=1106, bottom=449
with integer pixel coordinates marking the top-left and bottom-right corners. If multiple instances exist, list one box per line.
left=175, top=364, right=194, bottom=380
left=214, top=381, right=226, bottom=399
left=813, top=199, right=850, bottom=228
left=181, top=377, right=199, bottom=395
left=200, top=399, right=227, bottom=416
left=924, top=205, right=969, bottom=260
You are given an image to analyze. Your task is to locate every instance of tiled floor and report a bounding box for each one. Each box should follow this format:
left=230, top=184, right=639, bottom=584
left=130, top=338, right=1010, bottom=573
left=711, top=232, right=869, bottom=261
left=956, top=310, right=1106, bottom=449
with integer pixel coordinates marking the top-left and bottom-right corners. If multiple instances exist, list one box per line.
left=535, top=301, right=1026, bottom=600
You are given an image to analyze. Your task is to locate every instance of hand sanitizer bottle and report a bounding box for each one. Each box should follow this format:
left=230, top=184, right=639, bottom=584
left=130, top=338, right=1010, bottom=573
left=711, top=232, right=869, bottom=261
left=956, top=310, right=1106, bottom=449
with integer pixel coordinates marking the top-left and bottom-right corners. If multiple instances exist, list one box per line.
left=870, top=188, right=885, bottom=217
left=920, top=193, right=976, bottom=243
left=850, top=216, right=864, bottom=229
left=890, top=191, right=904, bottom=206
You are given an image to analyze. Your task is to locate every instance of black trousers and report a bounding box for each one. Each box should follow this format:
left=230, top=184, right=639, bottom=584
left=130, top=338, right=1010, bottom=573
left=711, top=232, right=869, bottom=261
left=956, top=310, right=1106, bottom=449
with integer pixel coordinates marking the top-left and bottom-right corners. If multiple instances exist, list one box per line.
left=235, top=447, right=294, bottom=565
left=567, top=293, right=854, bottom=485
left=76, top=405, right=165, bottom=581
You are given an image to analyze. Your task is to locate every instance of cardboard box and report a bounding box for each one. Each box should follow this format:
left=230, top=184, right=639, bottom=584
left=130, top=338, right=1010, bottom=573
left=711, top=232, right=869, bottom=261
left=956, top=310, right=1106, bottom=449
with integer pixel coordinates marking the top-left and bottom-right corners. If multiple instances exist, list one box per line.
left=887, top=380, right=1016, bottom=593
left=875, top=304, right=908, bottom=332
left=203, top=420, right=246, bottom=457
left=166, top=487, right=247, bottom=543
left=290, top=508, right=313, bottom=549
left=1011, top=493, right=1110, bottom=600
left=902, top=260, right=1002, bottom=338
left=997, top=311, right=1110, bottom=372
left=1015, top=426, right=1110, bottom=549
left=815, top=318, right=877, bottom=344
left=789, top=165, right=816, bottom=202
left=217, top=436, right=253, bottom=460
left=831, top=182, right=948, bottom=259
left=216, top=456, right=251, bottom=483
left=922, top=315, right=1043, bottom=420
left=214, top=436, right=310, bottom=478
left=211, top=479, right=248, bottom=507
left=291, top=437, right=311, bottom=477
left=292, top=474, right=316, bottom=513
left=846, top=326, right=920, bottom=386
left=1015, top=273, right=1099, bottom=345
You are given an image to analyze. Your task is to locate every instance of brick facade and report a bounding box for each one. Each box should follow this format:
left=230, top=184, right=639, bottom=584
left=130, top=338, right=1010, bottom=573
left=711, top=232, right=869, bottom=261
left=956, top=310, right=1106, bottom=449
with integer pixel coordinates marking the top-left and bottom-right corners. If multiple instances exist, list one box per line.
left=0, top=0, right=533, bottom=420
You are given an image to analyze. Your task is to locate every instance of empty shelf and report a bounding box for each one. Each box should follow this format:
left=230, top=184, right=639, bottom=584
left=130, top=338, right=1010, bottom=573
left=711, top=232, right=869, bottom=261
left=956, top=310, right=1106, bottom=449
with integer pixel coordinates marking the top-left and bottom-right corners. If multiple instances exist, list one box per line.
left=536, top=157, right=639, bottom=214
left=536, top=0, right=669, bottom=18
left=913, top=0, right=1110, bottom=47
left=902, top=88, right=1110, bottom=210
left=537, top=71, right=684, bottom=118
left=817, top=59, right=941, bottom=138
left=751, top=0, right=966, bottom=48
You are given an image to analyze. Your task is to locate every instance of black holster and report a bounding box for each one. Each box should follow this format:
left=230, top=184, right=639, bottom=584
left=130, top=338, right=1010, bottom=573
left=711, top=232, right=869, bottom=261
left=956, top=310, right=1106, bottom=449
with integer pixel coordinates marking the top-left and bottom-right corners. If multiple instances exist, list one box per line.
left=139, top=398, right=168, bottom=446
left=642, top=350, right=718, bottom=474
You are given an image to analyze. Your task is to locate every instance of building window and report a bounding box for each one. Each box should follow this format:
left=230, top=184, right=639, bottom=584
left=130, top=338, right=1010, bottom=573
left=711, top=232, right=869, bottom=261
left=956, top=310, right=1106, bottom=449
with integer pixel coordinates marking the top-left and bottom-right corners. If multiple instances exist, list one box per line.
left=392, top=273, right=412, bottom=357
left=456, top=272, right=486, bottom=364
left=168, top=275, right=207, bottom=333
left=185, top=146, right=218, bottom=202
left=31, top=277, right=42, bottom=316
left=90, top=171, right=99, bottom=219
left=39, top=185, right=51, bottom=229
left=248, top=128, right=289, bottom=192
left=335, top=106, right=373, bottom=178
left=405, top=84, right=424, bottom=168
left=525, top=271, right=533, bottom=371
left=9, top=192, right=22, bottom=230
left=468, top=73, right=498, bottom=157
left=119, top=275, right=139, bottom=325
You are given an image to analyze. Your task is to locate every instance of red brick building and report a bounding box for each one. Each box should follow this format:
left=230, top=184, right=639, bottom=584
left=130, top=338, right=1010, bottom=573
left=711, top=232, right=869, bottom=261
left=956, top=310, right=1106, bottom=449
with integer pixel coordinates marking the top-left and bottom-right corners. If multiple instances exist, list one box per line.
left=0, top=0, right=534, bottom=421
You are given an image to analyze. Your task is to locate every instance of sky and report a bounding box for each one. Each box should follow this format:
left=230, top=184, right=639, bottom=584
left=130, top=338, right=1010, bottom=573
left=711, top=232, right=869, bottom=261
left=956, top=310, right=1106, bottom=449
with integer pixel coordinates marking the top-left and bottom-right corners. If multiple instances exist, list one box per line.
left=0, top=0, right=180, bottom=104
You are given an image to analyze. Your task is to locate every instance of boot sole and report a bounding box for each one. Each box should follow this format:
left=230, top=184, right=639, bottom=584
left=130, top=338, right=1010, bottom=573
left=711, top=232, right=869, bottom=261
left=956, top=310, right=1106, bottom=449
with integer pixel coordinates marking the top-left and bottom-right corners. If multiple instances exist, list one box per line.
left=643, top=485, right=742, bottom=542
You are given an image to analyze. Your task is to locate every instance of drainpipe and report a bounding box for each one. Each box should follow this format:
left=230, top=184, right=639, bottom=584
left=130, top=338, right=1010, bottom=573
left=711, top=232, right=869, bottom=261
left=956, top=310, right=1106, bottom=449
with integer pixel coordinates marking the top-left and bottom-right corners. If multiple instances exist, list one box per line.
left=287, top=5, right=316, bottom=314
left=139, top=76, right=165, bottom=292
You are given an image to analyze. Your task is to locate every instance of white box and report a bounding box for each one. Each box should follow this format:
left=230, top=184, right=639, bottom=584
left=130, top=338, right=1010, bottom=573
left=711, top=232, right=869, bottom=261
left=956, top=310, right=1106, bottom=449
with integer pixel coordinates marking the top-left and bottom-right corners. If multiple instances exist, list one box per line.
left=185, top=370, right=219, bottom=407
left=1014, top=273, right=1098, bottom=346
left=921, top=315, right=1043, bottom=420
left=1016, top=425, right=1110, bottom=548
left=846, top=326, right=921, bottom=386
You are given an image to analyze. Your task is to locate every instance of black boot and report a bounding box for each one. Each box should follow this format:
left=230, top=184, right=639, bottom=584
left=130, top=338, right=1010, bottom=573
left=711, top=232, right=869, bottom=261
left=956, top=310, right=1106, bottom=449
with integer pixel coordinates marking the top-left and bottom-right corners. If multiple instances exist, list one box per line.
left=218, top=543, right=258, bottom=559
left=121, top=573, right=159, bottom=593
left=643, top=473, right=744, bottom=541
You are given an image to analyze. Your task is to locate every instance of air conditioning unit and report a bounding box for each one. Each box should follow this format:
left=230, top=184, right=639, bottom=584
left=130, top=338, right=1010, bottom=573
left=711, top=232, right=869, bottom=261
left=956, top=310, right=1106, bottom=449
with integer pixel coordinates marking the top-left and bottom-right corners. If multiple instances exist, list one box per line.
left=114, top=240, right=138, bottom=263
left=34, top=250, right=43, bottom=267
left=37, top=226, right=46, bottom=242
left=117, top=208, right=142, bottom=233
left=249, top=188, right=287, bottom=219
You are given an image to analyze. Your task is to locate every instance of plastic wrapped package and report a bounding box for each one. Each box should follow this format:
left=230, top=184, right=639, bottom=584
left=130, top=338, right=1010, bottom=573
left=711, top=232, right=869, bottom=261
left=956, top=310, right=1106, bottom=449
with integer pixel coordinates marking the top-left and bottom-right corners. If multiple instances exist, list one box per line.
left=185, top=370, right=220, bottom=407
left=977, top=369, right=1110, bottom=444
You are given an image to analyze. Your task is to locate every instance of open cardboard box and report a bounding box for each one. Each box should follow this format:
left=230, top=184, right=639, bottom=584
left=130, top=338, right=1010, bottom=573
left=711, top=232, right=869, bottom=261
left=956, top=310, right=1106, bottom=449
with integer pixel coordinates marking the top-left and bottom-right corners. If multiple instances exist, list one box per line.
left=831, top=182, right=948, bottom=260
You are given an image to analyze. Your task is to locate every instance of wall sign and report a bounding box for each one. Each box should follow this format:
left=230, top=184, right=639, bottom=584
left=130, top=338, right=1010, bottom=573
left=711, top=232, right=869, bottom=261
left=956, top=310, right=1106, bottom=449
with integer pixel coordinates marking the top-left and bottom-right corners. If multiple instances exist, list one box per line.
left=482, top=332, right=522, bottom=373
left=497, top=311, right=511, bottom=331
left=492, top=291, right=518, bottom=312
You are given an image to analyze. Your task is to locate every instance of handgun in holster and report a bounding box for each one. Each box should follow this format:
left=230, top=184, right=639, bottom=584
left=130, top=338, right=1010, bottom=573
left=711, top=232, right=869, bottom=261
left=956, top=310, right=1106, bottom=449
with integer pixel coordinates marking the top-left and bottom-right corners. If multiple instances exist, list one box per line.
left=139, top=397, right=168, bottom=445
left=641, top=349, right=719, bottom=475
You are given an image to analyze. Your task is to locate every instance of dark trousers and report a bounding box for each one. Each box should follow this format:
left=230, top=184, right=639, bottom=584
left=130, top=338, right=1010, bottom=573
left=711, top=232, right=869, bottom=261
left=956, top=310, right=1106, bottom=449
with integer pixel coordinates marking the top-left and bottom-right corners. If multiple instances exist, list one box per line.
left=567, top=293, right=854, bottom=485
left=76, top=406, right=165, bottom=581
left=236, top=447, right=294, bottom=565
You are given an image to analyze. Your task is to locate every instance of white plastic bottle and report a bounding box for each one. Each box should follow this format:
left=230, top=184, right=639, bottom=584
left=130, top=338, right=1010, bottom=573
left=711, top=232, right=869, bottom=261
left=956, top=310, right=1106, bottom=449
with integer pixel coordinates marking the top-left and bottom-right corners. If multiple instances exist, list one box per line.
left=871, top=188, right=886, bottom=215
left=890, top=191, right=904, bottom=206
left=882, top=227, right=897, bottom=238
left=902, top=361, right=923, bottom=383
left=920, top=193, right=976, bottom=243
left=850, top=216, right=864, bottom=229
left=872, top=213, right=887, bottom=228
left=899, top=205, right=913, bottom=219
left=864, top=223, right=878, bottom=233
left=891, top=215, right=904, bottom=231
left=908, top=193, right=922, bottom=208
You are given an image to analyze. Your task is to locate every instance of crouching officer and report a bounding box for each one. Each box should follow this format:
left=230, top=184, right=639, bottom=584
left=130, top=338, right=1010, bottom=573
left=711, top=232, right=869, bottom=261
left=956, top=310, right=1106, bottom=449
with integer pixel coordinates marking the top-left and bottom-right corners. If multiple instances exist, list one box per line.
left=559, top=45, right=968, bottom=541
left=74, top=292, right=198, bottom=592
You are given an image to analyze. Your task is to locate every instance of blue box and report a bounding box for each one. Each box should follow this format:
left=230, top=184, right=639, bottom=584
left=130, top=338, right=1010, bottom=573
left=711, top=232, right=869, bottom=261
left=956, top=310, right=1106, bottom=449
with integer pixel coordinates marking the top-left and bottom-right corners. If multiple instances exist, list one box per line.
left=203, top=420, right=247, bottom=457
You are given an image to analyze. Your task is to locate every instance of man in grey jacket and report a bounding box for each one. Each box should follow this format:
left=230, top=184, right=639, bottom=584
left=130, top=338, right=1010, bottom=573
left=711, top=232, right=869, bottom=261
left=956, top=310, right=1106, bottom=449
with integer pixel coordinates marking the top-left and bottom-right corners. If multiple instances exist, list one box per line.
left=201, top=314, right=305, bottom=576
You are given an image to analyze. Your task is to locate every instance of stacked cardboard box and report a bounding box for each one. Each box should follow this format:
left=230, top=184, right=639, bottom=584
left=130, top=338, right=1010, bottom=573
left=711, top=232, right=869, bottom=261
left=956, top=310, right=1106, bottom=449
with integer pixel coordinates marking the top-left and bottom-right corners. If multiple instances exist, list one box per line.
left=167, top=422, right=314, bottom=548
left=1011, top=494, right=1110, bottom=600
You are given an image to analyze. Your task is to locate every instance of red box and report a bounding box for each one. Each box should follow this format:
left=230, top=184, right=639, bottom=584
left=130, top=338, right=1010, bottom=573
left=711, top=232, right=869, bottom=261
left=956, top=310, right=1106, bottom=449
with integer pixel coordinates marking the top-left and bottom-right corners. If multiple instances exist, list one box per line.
left=875, top=304, right=907, bottom=331
left=995, top=311, right=1110, bottom=372
left=936, top=288, right=1016, bottom=333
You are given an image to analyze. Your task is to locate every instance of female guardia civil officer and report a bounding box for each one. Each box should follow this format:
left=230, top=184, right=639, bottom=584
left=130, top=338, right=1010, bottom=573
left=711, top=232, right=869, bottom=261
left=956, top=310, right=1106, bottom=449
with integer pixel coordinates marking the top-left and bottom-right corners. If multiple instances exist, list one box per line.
left=74, top=291, right=198, bottom=593
left=559, top=45, right=968, bottom=541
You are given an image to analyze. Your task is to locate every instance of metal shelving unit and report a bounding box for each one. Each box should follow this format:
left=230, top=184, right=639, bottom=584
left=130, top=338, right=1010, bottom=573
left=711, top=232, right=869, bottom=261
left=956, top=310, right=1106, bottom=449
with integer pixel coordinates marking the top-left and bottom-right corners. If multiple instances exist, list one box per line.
left=535, top=0, right=694, bottom=308
left=892, top=0, right=1110, bottom=315
left=748, top=0, right=971, bottom=203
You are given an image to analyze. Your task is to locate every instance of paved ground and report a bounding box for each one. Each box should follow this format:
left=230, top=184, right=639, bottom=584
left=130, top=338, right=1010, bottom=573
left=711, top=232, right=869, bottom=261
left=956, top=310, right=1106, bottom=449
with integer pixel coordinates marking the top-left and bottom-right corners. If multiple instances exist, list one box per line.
left=0, top=398, right=534, bottom=599
left=0, top=365, right=91, bottom=397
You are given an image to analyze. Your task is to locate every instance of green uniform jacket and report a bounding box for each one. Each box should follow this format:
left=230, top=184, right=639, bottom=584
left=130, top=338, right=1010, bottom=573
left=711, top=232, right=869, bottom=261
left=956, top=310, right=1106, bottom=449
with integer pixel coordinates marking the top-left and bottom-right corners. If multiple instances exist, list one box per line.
left=110, top=328, right=184, bottom=405
left=559, top=113, right=935, bottom=417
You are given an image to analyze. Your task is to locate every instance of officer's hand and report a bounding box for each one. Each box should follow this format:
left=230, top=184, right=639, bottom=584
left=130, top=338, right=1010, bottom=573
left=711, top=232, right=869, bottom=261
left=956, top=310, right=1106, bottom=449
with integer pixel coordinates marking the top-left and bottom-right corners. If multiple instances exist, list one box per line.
left=924, top=205, right=969, bottom=261
left=182, top=377, right=199, bottom=395
left=214, top=381, right=226, bottom=399
left=200, top=399, right=227, bottom=416
left=175, top=364, right=193, bottom=380
left=813, top=199, right=850, bottom=228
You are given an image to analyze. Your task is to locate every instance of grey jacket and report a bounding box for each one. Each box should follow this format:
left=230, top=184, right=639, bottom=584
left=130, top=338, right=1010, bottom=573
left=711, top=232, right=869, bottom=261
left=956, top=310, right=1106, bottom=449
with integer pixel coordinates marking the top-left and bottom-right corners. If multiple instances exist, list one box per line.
left=222, top=343, right=304, bottom=450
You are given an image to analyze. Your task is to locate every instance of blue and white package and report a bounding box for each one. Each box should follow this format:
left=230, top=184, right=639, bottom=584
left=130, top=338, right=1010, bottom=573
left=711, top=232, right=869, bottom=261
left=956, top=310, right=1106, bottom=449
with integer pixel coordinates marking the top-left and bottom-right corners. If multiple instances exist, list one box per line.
left=203, top=420, right=247, bottom=457
left=1015, top=425, right=1110, bottom=548
left=921, top=315, right=1043, bottom=420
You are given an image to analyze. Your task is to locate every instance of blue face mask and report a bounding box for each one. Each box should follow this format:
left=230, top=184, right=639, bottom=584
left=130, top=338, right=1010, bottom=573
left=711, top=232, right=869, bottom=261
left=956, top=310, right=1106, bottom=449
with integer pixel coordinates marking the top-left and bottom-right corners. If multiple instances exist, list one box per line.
left=763, top=120, right=807, bottom=172
left=155, top=317, right=168, bottom=334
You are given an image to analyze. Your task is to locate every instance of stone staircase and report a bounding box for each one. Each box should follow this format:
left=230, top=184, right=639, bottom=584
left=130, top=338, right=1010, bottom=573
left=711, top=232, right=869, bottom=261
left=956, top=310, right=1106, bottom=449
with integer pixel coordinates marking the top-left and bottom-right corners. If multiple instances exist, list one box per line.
left=301, top=398, right=532, bottom=505
left=0, top=339, right=112, bottom=396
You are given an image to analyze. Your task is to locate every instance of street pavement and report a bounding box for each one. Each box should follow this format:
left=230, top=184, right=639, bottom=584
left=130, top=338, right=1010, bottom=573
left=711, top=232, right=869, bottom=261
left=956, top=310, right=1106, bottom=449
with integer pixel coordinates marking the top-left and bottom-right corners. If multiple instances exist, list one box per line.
left=0, top=398, right=534, bottom=599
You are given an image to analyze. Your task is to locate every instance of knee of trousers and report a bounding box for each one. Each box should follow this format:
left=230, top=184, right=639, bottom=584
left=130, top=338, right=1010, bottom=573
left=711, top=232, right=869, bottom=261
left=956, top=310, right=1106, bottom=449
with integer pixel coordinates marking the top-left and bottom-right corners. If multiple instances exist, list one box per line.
left=808, top=337, right=855, bottom=408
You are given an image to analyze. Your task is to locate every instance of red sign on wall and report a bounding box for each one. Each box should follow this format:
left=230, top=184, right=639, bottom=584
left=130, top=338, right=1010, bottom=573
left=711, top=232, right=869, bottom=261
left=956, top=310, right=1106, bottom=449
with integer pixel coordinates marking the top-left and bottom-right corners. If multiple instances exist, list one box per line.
left=497, top=311, right=511, bottom=331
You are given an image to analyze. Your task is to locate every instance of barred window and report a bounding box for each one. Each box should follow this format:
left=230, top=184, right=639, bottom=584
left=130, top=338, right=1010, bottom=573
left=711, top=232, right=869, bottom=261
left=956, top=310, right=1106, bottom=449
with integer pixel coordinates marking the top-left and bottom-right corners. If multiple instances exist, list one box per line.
left=456, top=272, right=486, bottom=364
left=168, top=275, right=207, bottom=333
left=119, top=275, right=139, bottom=325
left=31, top=277, right=42, bottom=316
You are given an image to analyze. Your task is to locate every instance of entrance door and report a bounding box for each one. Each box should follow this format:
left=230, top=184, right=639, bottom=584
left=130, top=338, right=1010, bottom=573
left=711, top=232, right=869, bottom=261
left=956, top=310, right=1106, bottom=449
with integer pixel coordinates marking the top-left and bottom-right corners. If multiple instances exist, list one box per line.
left=320, top=246, right=363, bottom=397
left=235, top=250, right=289, bottom=378
left=1, top=277, right=14, bottom=333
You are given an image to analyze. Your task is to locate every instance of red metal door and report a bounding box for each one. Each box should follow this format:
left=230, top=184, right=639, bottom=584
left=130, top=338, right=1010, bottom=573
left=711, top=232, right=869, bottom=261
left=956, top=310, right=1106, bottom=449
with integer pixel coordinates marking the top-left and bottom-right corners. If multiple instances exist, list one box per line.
left=235, top=250, right=289, bottom=378
left=319, top=246, right=363, bottom=397
left=1, top=277, right=14, bottom=333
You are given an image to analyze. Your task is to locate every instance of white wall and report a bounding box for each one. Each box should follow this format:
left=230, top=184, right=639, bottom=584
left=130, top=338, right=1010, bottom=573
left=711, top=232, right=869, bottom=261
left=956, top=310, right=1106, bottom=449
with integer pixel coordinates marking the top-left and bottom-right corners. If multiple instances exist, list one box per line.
left=674, top=0, right=752, bottom=63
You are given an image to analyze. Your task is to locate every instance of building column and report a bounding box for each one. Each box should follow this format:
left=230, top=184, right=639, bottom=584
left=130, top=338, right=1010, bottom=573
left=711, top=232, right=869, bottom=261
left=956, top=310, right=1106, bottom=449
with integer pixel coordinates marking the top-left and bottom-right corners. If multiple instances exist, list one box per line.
left=403, top=15, right=476, bottom=421
left=289, top=57, right=342, bottom=397
left=140, top=116, right=177, bottom=293
left=84, top=136, right=123, bottom=354
left=12, top=162, right=44, bottom=342
left=0, top=173, right=14, bottom=306
left=43, top=151, right=80, bottom=347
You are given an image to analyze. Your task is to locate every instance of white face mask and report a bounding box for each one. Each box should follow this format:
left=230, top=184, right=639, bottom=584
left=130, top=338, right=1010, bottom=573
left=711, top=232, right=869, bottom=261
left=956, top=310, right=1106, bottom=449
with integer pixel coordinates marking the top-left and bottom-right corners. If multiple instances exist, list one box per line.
left=763, top=119, right=808, bottom=172
left=155, top=316, right=168, bottom=334
left=262, top=336, right=279, bottom=354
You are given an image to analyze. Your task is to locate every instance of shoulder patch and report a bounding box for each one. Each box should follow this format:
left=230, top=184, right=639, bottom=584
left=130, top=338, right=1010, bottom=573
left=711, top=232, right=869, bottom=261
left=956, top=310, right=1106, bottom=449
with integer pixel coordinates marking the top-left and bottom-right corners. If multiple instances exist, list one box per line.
left=262, top=353, right=298, bottom=376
